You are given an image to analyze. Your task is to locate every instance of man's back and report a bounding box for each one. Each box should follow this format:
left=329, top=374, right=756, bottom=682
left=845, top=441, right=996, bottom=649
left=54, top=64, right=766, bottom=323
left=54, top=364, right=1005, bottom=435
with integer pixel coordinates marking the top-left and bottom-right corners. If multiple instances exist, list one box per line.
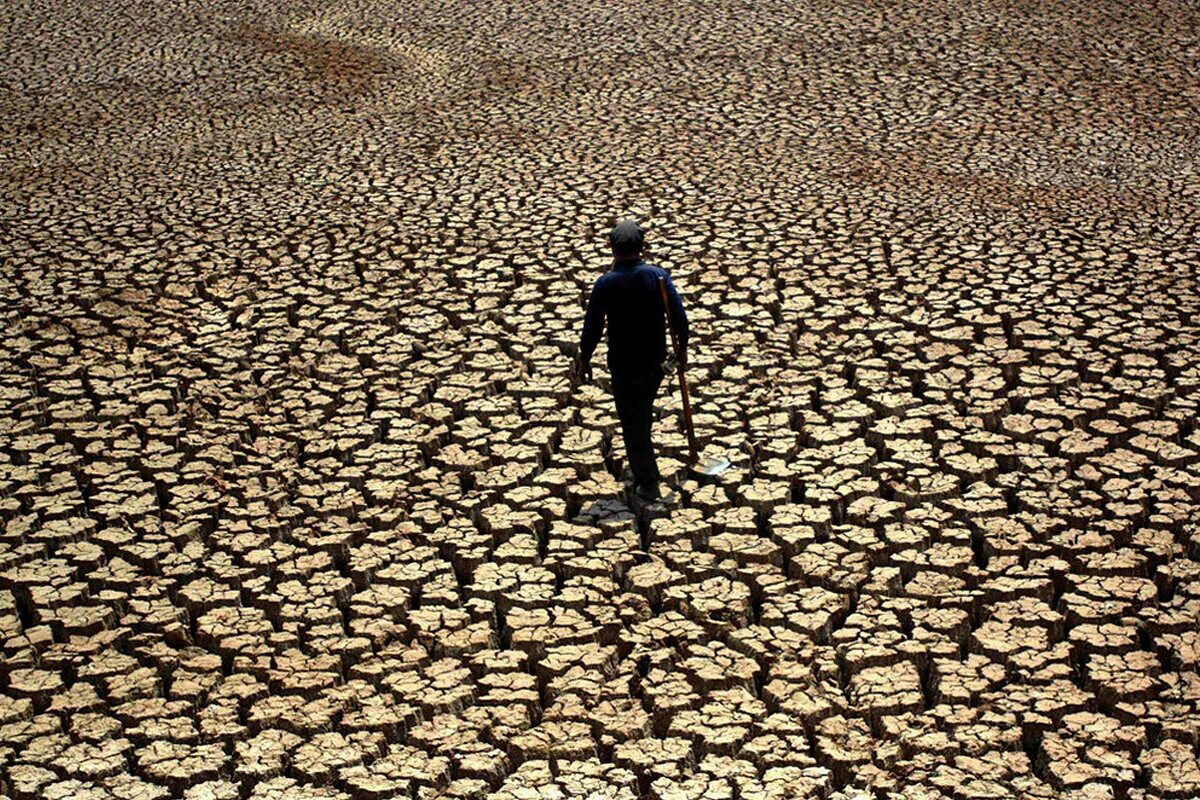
left=577, top=220, right=687, bottom=500
left=580, top=258, right=688, bottom=375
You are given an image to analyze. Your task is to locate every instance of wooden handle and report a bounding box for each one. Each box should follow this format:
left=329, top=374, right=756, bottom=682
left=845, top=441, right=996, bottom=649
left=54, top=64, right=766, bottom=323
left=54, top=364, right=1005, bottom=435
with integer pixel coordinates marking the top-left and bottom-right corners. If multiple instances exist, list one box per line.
left=659, top=277, right=697, bottom=460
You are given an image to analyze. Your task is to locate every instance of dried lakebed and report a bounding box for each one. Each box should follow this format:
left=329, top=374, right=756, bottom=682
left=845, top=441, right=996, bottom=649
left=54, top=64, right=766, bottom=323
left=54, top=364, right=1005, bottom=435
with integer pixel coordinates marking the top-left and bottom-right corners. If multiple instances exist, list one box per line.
left=2, top=0, right=1200, bottom=798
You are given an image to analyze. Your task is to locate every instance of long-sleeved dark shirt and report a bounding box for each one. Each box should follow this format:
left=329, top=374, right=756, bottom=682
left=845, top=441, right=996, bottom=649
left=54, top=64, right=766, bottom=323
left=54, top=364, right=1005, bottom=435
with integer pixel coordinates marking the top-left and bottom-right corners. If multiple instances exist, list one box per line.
left=579, top=258, right=688, bottom=374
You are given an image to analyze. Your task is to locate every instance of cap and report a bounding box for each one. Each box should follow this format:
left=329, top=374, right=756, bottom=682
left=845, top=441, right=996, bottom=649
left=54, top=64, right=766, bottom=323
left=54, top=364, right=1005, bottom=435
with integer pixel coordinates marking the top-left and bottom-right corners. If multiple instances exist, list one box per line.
left=608, top=219, right=644, bottom=256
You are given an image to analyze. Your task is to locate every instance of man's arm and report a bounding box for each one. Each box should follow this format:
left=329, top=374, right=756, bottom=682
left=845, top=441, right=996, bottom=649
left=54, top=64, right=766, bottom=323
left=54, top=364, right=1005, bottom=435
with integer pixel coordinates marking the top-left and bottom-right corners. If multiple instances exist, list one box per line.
left=579, top=278, right=606, bottom=372
left=663, top=273, right=689, bottom=363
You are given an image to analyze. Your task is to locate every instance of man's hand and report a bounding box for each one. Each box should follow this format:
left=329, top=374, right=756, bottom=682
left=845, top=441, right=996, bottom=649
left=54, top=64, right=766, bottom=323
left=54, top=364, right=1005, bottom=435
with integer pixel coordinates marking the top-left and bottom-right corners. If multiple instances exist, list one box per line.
left=578, top=361, right=593, bottom=384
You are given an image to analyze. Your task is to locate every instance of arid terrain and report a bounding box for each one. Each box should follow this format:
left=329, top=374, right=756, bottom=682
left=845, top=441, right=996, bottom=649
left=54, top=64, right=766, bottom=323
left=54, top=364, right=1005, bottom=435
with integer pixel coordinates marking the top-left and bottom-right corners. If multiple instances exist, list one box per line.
left=3, top=0, right=1200, bottom=798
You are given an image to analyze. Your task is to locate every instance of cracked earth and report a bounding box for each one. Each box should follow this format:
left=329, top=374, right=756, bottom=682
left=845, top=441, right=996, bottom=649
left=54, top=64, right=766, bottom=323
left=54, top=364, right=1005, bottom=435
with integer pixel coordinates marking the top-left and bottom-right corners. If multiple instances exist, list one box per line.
left=3, top=0, right=1200, bottom=798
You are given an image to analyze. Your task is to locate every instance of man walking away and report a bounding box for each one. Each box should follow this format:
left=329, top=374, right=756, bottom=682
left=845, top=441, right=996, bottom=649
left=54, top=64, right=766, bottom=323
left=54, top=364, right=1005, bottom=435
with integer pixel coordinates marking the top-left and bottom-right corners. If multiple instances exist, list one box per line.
left=578, top=220, right=688, bottom=501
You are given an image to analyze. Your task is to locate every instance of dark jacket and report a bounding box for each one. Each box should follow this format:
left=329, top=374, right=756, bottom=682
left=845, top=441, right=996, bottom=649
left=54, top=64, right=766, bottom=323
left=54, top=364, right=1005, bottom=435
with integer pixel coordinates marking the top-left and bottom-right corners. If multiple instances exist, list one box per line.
left=579, top=258, right=688, bottom=375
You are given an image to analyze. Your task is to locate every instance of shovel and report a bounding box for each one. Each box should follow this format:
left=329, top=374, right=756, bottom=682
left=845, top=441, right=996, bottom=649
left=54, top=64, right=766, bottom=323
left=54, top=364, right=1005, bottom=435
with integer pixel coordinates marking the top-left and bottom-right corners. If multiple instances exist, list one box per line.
left=658, top=277, right=732, bottom=478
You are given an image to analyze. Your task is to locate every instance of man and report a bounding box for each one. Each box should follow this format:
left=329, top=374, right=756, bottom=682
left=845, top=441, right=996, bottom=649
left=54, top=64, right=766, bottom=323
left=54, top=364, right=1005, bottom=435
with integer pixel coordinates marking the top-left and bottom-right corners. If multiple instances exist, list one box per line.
left=578, top=220, right=688, bottom=500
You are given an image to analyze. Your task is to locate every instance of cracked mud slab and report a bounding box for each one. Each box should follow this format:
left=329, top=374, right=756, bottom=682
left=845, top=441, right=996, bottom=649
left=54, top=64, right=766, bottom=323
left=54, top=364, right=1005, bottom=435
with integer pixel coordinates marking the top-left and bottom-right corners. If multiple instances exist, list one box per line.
left=2, top=0, right=1200, bottom=798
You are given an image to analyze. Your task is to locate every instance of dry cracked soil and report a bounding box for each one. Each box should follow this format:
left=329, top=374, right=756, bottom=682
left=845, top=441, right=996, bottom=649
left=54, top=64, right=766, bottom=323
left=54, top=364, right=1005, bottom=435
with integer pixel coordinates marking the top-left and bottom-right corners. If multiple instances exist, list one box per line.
left=3, top=0, right=1200, bottom=798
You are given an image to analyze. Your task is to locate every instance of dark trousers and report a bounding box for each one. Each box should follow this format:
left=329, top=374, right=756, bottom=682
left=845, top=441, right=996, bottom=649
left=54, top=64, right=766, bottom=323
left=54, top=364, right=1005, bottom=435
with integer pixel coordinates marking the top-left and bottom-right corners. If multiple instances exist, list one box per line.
left=611, top=366, right=664, bottom=489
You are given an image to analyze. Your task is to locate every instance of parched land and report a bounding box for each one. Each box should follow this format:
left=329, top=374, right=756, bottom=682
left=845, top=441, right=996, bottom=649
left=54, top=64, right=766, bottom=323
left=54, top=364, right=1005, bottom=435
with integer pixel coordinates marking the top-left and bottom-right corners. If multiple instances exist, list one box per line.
left=3, top=0, right=1200, bottom=798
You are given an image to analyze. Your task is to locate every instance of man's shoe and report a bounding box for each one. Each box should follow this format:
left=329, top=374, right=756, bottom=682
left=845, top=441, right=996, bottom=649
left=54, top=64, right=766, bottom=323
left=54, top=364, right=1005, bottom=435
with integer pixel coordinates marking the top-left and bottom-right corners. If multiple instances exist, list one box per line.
left=635, top=482, right=662, bottom=501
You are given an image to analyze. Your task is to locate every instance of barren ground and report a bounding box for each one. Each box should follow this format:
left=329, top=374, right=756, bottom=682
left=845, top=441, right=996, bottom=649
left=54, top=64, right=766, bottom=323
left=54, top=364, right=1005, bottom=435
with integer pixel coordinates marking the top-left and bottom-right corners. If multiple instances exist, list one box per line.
left=3, top=0, right=1200, bottom=798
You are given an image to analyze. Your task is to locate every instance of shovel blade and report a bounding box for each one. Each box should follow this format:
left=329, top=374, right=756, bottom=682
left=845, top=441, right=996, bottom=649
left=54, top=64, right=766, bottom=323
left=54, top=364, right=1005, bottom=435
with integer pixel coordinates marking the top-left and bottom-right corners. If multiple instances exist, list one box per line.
left=693, top=456, right=732, bottom=477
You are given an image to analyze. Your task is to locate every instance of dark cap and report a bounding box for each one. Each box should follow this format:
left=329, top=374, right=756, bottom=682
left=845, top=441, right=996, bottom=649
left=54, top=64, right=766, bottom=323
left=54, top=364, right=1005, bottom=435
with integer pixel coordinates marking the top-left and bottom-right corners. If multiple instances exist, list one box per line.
left=608, top=219, right=644, bottom=257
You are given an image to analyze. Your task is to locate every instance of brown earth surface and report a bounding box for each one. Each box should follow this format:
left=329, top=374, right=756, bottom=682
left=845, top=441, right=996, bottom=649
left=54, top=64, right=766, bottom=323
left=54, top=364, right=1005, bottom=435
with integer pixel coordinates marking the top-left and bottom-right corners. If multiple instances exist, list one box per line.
left=3, top=0, right=1200, bottom=798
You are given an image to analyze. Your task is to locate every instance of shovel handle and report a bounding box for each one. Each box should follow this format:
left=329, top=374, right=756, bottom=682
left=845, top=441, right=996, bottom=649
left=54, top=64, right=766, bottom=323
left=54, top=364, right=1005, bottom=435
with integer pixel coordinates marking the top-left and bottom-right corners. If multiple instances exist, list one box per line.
left=659, top=277, right=698, bottom=461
